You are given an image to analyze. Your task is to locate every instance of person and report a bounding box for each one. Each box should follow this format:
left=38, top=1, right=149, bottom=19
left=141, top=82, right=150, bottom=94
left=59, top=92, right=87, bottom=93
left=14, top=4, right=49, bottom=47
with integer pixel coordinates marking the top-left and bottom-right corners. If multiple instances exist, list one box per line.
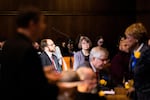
left=75, top=67, right=106, bottom=100
left=88, top=47, right=109, bottom=72
left=57, top=70, right=80, bottom=100
left=40, top=39, right=62, bottom=72
left=73, top=36, right=92, bottom=70
left=78, top=46, right=112, bottom=90
left=89, top=47, right=112, bottom=90
left=76, top=67, right=97, bottom=93
left=0, top=41, right=5, bottom=50
left=0, top=6, right=58, bottom=98
left=97, top=36, right=104, bottom=47
left=110, top=38, right=130, bottom=87
left=32, top=41, right=41, bottom=54
left=148, top=39, right=150, bottom=46
left=124, top=22, right=150, bottom=100
left=60, top=41, right=68, bottom=56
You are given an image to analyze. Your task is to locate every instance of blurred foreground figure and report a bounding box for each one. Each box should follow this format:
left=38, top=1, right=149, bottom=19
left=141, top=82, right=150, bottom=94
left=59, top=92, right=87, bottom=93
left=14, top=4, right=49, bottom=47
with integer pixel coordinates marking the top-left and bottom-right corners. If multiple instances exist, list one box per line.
left=57, top=70, right=80, bottom=100
left=0, top=6, right=58, bottom=98
left=76, top=67, right=106, bottom=100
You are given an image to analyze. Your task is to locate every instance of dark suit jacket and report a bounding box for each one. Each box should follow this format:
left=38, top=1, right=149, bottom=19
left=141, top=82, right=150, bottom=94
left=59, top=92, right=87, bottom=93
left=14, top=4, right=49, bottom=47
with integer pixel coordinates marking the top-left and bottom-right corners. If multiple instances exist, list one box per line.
left=78, top=62, right=113, bottom=90
left=0, top=33, right=58, bottom=98
left=132, top=45, right=150, bottom=93
left=40, top=51, right=62, bottom=72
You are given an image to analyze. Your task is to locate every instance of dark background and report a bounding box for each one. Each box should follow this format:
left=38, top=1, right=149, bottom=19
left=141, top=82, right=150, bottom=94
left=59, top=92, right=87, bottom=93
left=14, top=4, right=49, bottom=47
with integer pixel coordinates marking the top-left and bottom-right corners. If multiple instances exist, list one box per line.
left=0, top=0, right=149, bottom=58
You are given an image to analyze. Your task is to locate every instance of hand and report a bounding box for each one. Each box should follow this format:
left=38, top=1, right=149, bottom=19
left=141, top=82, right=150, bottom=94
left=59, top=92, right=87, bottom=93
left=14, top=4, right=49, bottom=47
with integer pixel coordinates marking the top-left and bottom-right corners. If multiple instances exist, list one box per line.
left=43, top=66, right=62, bottom=83
left=127, top=87, right=135, bottom=97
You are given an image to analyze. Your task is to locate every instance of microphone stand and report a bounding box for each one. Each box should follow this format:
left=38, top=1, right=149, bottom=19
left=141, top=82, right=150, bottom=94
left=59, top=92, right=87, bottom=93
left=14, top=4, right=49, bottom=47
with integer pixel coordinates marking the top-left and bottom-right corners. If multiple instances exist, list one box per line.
left=51, top=27, right=73, bottom=69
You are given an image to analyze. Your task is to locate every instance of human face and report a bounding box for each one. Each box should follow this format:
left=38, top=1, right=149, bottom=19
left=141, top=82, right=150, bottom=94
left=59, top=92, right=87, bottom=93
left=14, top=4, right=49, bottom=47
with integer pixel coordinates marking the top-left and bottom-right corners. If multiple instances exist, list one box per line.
left=119, top=40, right=130, bottom=53
left=92, top=54, right=108, bottom=70
left=47, top=40, right=56, bottom=52
left=125, top=34, right=138, bottom=51
left=97, top=38, right=104, bottom=46
left=81, top=39, right=90, bottom=50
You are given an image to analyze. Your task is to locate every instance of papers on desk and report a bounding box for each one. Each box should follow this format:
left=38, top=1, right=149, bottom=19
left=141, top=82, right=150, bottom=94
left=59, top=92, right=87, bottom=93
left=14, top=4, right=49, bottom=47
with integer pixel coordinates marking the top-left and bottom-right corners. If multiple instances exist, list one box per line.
left=103, top=90, right=115, bottom=95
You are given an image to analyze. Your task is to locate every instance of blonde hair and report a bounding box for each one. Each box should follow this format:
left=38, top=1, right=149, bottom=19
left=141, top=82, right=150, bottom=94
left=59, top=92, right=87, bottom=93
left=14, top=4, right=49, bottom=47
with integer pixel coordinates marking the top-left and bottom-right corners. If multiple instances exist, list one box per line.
left=125, top=22, right=148, bottom=43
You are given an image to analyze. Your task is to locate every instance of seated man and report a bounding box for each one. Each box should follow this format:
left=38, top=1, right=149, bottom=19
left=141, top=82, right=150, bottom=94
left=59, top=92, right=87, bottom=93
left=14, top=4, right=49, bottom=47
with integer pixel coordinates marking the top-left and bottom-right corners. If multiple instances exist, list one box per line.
left=40, top=39, right=62, bottom=72
left=79, top=47, right=112, bottom=90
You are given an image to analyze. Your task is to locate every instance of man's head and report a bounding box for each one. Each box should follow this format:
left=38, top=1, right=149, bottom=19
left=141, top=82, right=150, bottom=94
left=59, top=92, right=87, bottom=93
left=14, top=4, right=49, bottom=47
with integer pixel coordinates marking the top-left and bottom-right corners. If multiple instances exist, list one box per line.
left=90, top=46, right=109, bottom=70
left=40, top=39, right=56, bottom=52
left=124, top=22, right=148, bottom=51
left=16, top=6, right=46, bottom=41
left=76, top=67, right=97, bottom=93
left=119, top=38, right=130, bottom=53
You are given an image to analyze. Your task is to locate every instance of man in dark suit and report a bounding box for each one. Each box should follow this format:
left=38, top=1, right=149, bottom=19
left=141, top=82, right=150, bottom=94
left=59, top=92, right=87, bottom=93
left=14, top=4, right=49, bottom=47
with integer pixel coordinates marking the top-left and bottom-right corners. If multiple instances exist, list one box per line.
left=77, top=47, right=112, bottom=90
left=40, top=39, right=62, bottom=72
left=0, top=6, right=58, bottom=98
left=124, top=22, right=150, bottom=100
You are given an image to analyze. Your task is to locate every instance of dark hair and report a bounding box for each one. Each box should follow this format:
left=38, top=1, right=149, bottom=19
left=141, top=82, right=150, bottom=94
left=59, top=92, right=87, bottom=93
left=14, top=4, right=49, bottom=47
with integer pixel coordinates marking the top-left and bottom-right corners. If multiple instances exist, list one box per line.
left=16, top=6, right=42, bottom=28
left=40, top=39, right=48, bottom=50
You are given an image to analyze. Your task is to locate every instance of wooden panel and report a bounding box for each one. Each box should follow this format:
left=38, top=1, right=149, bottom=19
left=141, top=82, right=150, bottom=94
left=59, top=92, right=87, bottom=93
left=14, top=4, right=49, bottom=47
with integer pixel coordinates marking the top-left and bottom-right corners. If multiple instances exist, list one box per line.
left=0, top=0, right=136, bottom=58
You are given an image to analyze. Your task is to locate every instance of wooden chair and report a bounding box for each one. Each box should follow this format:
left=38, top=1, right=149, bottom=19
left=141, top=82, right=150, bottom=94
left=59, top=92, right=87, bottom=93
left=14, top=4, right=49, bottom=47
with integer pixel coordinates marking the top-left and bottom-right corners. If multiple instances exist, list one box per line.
left=62, top=56, right=74, bottom=71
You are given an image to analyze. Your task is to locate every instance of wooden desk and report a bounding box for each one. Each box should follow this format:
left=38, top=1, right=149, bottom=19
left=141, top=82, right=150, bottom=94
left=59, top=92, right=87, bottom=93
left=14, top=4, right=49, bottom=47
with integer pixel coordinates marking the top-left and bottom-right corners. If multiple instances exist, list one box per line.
left=106, top=87, right=130, bottom=100
left=106, top=95, right=130, bottom=100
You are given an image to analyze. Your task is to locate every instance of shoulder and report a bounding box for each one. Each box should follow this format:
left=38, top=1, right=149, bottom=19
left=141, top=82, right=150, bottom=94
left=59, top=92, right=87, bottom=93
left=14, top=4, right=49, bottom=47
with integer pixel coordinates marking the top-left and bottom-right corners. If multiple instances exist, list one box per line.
left=40, top=52, right=48, bottom=58
left=74, top=51, right=82, bottom=56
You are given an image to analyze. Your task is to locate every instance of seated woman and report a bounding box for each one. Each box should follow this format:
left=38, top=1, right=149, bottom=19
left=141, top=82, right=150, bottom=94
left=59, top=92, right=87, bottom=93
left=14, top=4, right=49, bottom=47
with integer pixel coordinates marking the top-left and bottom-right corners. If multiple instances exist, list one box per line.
left=73, top=36, right=92, bottom=70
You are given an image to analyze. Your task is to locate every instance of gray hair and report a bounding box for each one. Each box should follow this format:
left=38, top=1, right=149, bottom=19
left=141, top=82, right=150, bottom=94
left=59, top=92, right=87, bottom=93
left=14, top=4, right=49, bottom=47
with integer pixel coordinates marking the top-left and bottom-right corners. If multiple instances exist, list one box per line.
left=89, top=46, right=109, bottom=61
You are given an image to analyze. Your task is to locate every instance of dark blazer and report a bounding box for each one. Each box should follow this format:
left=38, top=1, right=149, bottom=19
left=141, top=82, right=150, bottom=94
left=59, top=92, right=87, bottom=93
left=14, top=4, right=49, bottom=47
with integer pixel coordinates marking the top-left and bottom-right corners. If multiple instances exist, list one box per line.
left=78, top=62, right=112, bottom=90
left=0, top=33, right=58, bottom=98
left=132, top=45, right=150, bottom=92
left=40, top=51, right=62, bottom=72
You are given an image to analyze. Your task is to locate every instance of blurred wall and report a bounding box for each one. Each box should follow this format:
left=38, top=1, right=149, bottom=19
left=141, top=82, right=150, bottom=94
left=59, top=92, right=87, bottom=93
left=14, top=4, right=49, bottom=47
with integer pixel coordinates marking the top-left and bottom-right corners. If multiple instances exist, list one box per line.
left=0, top=0, right=136, bottom=58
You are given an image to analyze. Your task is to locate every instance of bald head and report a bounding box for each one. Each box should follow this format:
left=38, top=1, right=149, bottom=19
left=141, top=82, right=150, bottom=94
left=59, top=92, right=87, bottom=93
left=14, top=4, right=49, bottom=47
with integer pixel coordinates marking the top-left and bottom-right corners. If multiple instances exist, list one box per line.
left=76, top=67, right=96, bottom=81
left=76, top=67, right=97, bottom=93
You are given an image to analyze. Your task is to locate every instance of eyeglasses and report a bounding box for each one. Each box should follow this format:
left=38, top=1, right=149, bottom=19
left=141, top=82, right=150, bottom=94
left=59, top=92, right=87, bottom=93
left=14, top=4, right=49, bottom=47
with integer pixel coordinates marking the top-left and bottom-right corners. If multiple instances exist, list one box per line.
left=96, top=57, right=109, bottom=62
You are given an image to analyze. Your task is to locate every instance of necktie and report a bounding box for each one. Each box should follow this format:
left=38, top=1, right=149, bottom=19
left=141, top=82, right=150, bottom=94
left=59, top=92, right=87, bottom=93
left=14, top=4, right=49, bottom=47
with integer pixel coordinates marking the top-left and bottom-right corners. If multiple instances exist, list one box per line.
left=130, top=53, right=137, bottom=72
left=51, top=54, right=57, bottom=71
